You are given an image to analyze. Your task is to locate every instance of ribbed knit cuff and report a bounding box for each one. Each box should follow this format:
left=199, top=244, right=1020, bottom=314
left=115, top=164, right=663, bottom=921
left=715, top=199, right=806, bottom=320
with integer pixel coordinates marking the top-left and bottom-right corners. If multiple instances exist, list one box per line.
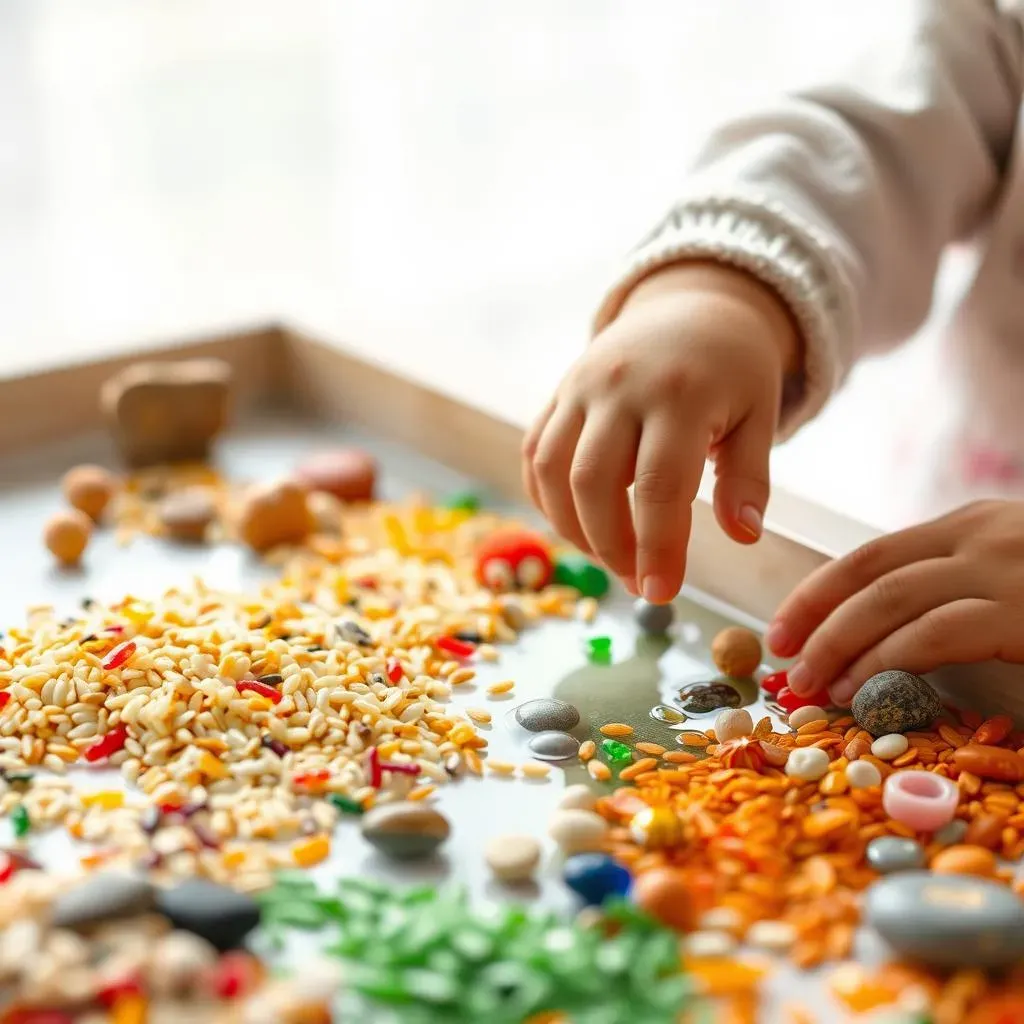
left=593, top=192, right=855, bottom=440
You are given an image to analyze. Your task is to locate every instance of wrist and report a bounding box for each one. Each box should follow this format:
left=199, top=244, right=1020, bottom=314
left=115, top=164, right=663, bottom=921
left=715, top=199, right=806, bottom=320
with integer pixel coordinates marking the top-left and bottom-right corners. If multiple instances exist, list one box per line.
left=623, top=260, right=802, bottom=377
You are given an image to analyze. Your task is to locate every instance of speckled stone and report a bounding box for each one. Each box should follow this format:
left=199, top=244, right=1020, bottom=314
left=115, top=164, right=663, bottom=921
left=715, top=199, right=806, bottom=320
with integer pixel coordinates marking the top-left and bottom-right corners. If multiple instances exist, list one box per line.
left=155, top=879, right=261, bottom=952
left=360, top=802, right=451, bottom=860
left=865, top=871, right=1024, bottom=969
left=866, top=836, right=926, bottom=874
left=51, top=872, right=156, bottom=932
left=852, top=670, right=942, bottom=737
left=527, top=731, right=581, bottom=761
left=677, top=682, right=741, bottom=716
left=515, top=698, right=580, bottom=734
left=633, top=599, right=675, bottom=635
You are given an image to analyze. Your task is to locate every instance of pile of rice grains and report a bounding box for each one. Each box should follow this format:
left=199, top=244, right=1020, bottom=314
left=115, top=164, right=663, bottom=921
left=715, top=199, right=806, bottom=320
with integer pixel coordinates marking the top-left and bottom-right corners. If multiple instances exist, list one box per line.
left=5, top=453, right=1024, bottom=1023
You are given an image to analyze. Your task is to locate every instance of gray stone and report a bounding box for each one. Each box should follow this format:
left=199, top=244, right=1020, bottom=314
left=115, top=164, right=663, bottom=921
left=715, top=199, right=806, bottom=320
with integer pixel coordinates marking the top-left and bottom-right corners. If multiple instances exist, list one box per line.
left=865, top=836, right=926, bottom=874
left=852, top=670, right=942, bottom=737
left=933, top=819, right=969, bottom=847
left=361, top=802, right=450, bottom=860
left=51, top=872, right=156, bottom=932
left=155, top=879, right=261, bottom=951
left=527, top=731, right=581, bottom=761
left=865, top=871, right=1024, bottom=969
left=633, top=599, right=675, bottom=635
left=514, top=698, right=580, bottom=733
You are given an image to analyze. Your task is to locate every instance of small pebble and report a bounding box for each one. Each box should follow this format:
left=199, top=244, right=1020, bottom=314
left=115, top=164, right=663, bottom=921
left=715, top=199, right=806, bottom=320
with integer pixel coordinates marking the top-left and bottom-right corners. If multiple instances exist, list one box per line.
left=484, top=834, right=541, bottom=882
left=563, top=853, right=632, bottom=907
left=631, top=867, right=693, bottom=932
left=714, top=708, right=753, bottom=743
left=51, top=872, right=156, bottom=931
left=527, top=731, right=581, bottom=762
left=44, top=509, right=92, bottom=566
left=784, top=747, right=830, bottom=782
left=629, top=806, right=684, bottom=849
left=62, top=464, right=118, bottom=521
left=866, top=836, right=926, bottom=874
left=871, top=734, right=910, bottom=761
left=633, top=598, right=675, bottom=635
left=360, top=802, right=451, bottom=860
left=557, top=784, right=598, bottom=812
left=933, top=819, right=969, bottom=847
left=293, top=448, right=377, bottom=502
left=710, top=626, right=762, bottom=678
left=866, top=871, right=1024, bottom=969
left=158, top=488, right=217, bottom=543
left=845, top=760, right=882, bottom=789
left=237, top=479, right=313, bottom=552
left=851, top=670, right=942, bottom=737
left=787, top=705, right=828, bottom=730
left=514, top=698, right=581, bottom=733
left=746, top=920, right=797, bottom=953
left=156, top=879, right=261, bottom=952
left=548, top=809, right=609, bottom=855
left=677, top=682, right=741, bottom=715
left=683, top=930, right=736, bottom=959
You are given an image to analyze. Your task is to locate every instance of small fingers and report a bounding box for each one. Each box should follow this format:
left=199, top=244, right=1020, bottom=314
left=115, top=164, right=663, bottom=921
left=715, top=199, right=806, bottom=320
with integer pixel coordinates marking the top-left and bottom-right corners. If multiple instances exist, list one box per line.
left=712, top=410, right=773, bottom=544
left=633, top=411, right=709, bottom=604
left=786, top=558, right=975, bottom=696
left=532, top=402, right=591, bottom=554
left=829, top=598, right=1020, bottom=704
left=571, top=407, right=640, bottom=591
left=767, top=520, right=957, bottom=659
left=521, top=398, right=556, bottom=512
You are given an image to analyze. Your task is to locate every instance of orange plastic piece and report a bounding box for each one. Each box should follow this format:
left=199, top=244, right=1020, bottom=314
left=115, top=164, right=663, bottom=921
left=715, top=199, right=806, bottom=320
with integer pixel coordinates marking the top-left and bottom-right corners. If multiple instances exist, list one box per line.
left=292, top=835, right=331, bottom=867
left=197, top=750, right=228, bottom=780
left=687, top=957, right=767, bottom=997
left=828, top=966, right=899, bottom=1013
left=81, top=790, right=125, bottom=810
left=111, top=994, right=148, bottom=1024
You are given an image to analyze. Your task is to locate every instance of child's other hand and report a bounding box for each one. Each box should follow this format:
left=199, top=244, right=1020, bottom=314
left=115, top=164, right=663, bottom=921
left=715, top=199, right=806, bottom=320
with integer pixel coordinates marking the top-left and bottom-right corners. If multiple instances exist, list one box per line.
left=522, top=262, right=798, bottom=603
left=768, top=501, right=1024, bottom=705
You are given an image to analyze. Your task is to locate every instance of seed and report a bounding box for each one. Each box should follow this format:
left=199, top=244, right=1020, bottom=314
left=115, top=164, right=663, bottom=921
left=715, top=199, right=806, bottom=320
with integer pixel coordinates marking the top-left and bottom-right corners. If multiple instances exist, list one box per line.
left=487, top=680, right=515, bottom=696
left=486, top=760, right=515, bottom=776
left=635, top=742, right=666, bottom=756
left=619, top=758, right=659, bottom=781
left=587, top=761, right=612, bottom=782
left=599, top=723, right=633, bottom=738
left=930, top=844, right=997, bottom=877
left=578, top=740, right=596, bottom=762
left=520, top=762, right=551, bottom=779
left=466, top=708, right=492, bottom=725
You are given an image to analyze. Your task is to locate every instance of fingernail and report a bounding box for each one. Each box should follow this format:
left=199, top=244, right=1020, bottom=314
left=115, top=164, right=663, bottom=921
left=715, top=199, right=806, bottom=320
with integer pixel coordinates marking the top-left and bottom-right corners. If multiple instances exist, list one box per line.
left=764, top=621, right=791, bottom=655
left=829, top=676, right=856, bottom=706
left=642, top=576, right=671, bottom=604
left=737, top=504, right=763, bottom=539
left=786, top=661, right=813, bottom=695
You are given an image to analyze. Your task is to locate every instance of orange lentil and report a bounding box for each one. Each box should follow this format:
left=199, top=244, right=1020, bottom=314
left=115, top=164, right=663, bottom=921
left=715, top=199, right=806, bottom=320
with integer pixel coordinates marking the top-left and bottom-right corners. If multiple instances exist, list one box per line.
left=588, top=760, right=612, bottom=782
left=972, top=714, right=1014, bottom=745
left=796, top=720, right=828, bottom=736
left=599, top=723, right=633, bottom=738
left=407, top=784, right=437, bottom=801
left=635, top=742, right=666, bottom=756
left=939, top=724, right=968, bottom=748
left=619, top=757, right=659, bottom=781
left=486, top=760, right=515, bottom=776
left=578, top=740, right=596, bottom=762
left=292, top=834, right=331, bottom=867
left=677, top=731, right=711, bottom=748
left=663, top=750, right=697, bottom=764
left=487, top=680, right=515, bottom=695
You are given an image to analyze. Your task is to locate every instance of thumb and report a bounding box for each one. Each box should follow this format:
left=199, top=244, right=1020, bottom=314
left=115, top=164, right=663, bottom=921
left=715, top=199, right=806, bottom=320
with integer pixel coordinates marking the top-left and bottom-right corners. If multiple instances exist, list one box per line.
left=712, top=413, right=772, bottom=544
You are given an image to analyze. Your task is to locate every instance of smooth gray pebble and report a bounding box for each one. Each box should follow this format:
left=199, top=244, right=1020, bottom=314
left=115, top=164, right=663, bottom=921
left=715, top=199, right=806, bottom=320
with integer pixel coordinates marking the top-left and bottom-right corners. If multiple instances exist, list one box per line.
left=527, top=730, right=581, bottom=761
left=515, top=698, right=581, bottom=734
left=865, top=836, right=926, bottom=874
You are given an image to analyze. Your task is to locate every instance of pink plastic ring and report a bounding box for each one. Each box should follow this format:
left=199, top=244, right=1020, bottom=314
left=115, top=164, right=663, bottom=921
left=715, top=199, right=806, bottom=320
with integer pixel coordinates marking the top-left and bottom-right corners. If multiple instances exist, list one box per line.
left=882, top=770, right=959, bottom=832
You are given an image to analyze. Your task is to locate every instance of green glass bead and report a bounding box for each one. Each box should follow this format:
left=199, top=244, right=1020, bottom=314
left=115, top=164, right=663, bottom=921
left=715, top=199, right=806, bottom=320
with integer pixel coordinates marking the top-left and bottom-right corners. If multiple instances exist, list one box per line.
left=600, top=739, right=632, bottom=764
left=554, top=555, right=610, bottom=599
left=586, top=636, right=612, bottom=664
left=442, top=490, right=482, bottom=513
left=10, top=804, right=29, bottom=838
left=328, top=793, right=364, bottom=815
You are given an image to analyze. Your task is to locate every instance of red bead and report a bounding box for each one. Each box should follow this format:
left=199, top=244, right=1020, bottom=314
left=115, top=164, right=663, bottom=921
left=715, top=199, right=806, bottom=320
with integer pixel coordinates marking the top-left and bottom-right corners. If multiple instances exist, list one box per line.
left=235, top=680, right=283, bottom=704
left=367, top=747, right=382, bottom=788
left=102, top=640, right=136, bottom=671
left=386, top=656, right=403, bottom=683
left=436, top=635, right=475, bottom=659
left=776, top=686, right=829, bottom=712
left=0, top=853, right=14, bottom=884
left=210, top=951, right=260, bottom=1000
left=83, top=725, right=129, bottom=763
left=760, top=670, right=787, bottom=695
left=1, top=1012, right=77, bottom=1024
left=96, top=975, right=144, bottom=1009
left=380, top=761, right=422, bottom=777
left=293, top=769, right=330, bottom=788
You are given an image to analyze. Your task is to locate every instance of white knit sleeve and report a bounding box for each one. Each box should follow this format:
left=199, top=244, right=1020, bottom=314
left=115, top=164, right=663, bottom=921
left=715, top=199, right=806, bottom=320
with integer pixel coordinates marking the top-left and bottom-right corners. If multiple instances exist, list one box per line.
left=593, top=191, right=856, bottom=441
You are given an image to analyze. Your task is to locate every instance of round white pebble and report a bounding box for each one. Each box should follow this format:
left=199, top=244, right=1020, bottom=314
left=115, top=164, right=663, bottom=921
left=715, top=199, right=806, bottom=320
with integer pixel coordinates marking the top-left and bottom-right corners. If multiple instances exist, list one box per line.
left=846, top=759, right=882, bottom=789
left=784, top=746, right=830, bottom=782
left=871, top=733, right=910, bottom=761
left=746, top=920, right=797, bottom=952
left=683, top=930, right=736, bottom=959
left=484, top=834, right=542, bottom=882
left=787, top=705, right=828, bottom=730
left=714, top=708, right=753, bottom=744
left=548, top=809, right=608, bottom=855
left=557, top=784, right=598, bottom=812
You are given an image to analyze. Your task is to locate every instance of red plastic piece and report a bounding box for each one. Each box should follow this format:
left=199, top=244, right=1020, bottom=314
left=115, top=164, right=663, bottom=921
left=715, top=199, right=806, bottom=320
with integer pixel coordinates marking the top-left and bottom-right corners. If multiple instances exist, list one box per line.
left=84, top=725, right=129, bottom=763
left=436, top=635, right=475, bottom=659
left=776, top=686, right=829, bottom=712
left=293, top=769, right=330, bottom=788
left=210, top=951, right=260, bottom=1000
left=101, top=640, right=137, bottom=671
left=367, top=746, right=382, bottom=788
left=0, top=853, right=14, bottom=884
left=386, top=656, right=403, bottom=683
left=236, top=680, right=283, bottom=704
left=380, top=761, right=422, bottom=777
left=760, top=670, right=788, bottom=695
left=1, top=1012, right=77, bottom=1024
left=474, top=528, right=554, bottom=592
left=0, top=692, right=9, bottom=711
left=96, top=975, right=144, bottom=1010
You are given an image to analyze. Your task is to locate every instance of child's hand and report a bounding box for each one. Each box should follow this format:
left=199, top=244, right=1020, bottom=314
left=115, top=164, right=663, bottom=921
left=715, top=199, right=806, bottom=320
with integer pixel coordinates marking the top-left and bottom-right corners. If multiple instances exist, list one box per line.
left=522, top=261, right=798, bottom=602
left=768, top=501, right=1024, bottom=705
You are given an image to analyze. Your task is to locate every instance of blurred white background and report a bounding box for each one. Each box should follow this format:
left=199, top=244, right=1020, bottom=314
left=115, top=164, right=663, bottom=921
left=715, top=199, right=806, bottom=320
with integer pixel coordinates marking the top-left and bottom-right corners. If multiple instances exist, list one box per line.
left=0, top=1, right=972, bottom=532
